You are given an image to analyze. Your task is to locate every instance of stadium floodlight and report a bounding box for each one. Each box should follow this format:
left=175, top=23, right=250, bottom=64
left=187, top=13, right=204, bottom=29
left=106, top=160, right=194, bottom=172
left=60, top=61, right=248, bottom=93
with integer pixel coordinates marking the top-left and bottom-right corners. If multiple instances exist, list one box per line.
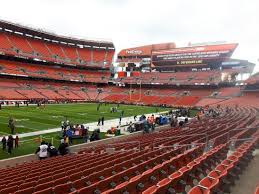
left=4, top=28, right=12, bottom=32
left=14, top=31, right=23, bottom=35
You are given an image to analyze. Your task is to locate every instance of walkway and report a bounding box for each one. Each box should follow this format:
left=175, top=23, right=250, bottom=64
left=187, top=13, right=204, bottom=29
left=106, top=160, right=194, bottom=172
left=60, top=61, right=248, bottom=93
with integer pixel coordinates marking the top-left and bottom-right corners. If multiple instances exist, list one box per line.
left=230, top=149, right=259, bottom=194
left=0, top=111, right=168, bottom=140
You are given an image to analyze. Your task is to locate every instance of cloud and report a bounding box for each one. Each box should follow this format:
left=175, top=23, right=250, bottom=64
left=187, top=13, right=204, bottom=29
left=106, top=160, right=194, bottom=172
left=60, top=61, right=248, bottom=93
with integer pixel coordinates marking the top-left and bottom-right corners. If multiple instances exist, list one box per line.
left=0, top=0, right=258, bottom=73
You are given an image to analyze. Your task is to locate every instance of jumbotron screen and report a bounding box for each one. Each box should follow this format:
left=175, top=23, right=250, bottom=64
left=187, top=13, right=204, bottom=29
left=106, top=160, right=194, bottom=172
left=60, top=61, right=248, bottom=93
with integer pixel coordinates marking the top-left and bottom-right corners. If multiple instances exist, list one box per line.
left=151, top=43, right=238, bottom=66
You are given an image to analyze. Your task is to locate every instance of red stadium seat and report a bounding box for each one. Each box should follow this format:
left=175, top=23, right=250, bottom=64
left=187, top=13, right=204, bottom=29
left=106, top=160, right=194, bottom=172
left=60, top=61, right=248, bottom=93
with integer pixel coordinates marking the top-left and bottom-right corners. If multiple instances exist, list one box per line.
left=34, top=181, right=54, bottom=192
left=188, top=186, right=210, bottom=194
left=0, top=185, right=18, bottom=194
left=19, top=181, right=37, bottom=190
left=53, top=182, right=73, bottom=194
left=14, top=187, right=34, bottom=194
left=199, top=177, right=219, bottom=189
left=32, top=188, right=53, bottom=194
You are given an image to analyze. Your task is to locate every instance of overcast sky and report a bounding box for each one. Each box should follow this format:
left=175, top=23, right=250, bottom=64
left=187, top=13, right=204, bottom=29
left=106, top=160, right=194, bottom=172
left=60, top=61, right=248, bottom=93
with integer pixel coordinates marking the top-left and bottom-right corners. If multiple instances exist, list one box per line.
left=1, top=0, right=258, bottom=73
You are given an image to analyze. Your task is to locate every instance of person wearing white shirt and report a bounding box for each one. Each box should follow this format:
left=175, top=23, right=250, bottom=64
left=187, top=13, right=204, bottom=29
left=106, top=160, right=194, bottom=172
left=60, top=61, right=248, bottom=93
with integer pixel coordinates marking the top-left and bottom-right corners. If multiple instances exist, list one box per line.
left=35, top=141, right=48, bottom=160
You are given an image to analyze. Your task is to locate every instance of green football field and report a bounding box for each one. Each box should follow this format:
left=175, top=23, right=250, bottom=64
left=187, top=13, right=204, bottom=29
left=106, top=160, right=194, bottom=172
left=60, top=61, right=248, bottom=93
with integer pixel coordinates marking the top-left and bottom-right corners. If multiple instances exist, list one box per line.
left=0, top=103, right=170, bottom=159
left=0, top=103, right=169, bottom=135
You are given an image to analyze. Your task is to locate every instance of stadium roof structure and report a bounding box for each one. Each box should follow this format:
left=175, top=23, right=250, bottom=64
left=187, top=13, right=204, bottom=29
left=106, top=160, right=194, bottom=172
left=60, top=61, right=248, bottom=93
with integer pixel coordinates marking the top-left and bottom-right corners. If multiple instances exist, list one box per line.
left=221, top=59, right=255, bottom=73
left=117, top=42, right=176, bottom=58
left=0, top=19, right=115, bottom=49
left=245, top=72, right=259, bottom=84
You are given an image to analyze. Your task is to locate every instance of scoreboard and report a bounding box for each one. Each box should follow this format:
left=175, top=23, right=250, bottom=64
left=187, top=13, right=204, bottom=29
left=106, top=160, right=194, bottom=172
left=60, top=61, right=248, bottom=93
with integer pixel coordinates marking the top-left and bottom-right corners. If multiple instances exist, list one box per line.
left=151, top=43, right=238, bottom=66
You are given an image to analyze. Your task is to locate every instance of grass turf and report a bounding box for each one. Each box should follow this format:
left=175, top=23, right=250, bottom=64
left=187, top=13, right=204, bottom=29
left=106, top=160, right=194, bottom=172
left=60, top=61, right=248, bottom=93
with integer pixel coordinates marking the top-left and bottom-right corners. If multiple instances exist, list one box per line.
left=0, top=103, right=168, bottom=135
left=0, top=131, right=108, bottom=160
left=0, top=103, right=170, bottom=160
left=0, top=103, right=198, bottom=160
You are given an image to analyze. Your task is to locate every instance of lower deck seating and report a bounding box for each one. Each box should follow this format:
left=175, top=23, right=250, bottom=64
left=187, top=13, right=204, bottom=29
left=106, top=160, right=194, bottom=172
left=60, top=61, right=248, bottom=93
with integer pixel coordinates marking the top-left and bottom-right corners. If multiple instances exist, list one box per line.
left=188, top=139, right=258, bottom=194
left=0, top=106, right=257, bottom=194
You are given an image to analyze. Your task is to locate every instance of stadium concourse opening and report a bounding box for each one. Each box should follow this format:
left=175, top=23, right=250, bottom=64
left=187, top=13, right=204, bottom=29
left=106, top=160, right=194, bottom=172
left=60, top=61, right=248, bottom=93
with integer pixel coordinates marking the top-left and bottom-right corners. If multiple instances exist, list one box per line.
left=0, top=20, right=258, bottom=194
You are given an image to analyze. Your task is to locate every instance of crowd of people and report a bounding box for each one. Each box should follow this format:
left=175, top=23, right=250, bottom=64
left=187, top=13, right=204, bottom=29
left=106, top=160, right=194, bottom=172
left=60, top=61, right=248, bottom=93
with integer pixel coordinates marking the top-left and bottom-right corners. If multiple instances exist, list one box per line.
left=1, top=135, right=19, bottom=154
left=35, top=140, right=69, bottom=160
left=61, top=121, right=89, bottom=145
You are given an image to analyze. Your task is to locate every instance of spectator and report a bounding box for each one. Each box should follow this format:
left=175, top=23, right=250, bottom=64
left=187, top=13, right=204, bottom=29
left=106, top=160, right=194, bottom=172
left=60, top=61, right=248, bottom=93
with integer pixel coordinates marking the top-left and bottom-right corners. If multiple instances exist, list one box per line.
left=90, top=129, right=100, bottom=142
left=101, top=116, right=104, bottom=126
left=127, top=122, right=134, bottom=133
left=97, top=103, right=100, bottom=111
left=1, top=136, right=6, bottom=151
left=35, top=141, right=48, bottom=160
left=47, top=143, right=58, bottom=157
left=66, top=127, right=73, bottom=145
left=8, top=117, right=15, bottom=134
left=7, top=135, right=14, bottom=154
left=196, top=112, right=201, bottom=121
left=81, top=125, right=89, bottom=143
left=15, top=135, right=19, bottom=148
left=173, top=116, right=178, bottom=127
left=134, top=115, right=137, bottom=121
left=58, top=139, right=68, bottom=156
left=119, top=116, right=122, bottom=125
left=170, top=116, right=175, bottom=127
left=179, top=120, right=184, bottom=127
left=61, top=121, right=65, bottom=130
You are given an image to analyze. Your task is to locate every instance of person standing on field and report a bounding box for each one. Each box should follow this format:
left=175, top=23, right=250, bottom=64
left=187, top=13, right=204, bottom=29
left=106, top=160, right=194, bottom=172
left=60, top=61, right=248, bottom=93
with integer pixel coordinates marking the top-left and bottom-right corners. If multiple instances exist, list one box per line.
left=1, top=136, right=6, bottom=151
left=15, top=135, right=19, bottom=148
left=7, top=135, right=14, bottom=154
left=101, top=116, right=104, bottom=126
left=8, top=117, right=15, bottom=134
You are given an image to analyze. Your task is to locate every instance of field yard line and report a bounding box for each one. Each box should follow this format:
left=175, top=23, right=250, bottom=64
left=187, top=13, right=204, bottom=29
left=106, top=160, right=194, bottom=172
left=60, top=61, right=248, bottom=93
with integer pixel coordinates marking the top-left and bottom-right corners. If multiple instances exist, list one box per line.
left=0, top=115, right=57, bottom=127
left=0, top=121, right=40, bottom=131
left=0, top=111, right=62, bottom=122
left=0, top=131, right=9, bottom=135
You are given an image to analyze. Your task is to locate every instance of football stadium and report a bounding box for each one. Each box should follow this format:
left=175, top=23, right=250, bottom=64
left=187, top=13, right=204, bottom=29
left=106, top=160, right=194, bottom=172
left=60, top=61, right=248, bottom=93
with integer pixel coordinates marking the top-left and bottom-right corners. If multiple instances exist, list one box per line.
left=0, top=1, right=259, bottom=194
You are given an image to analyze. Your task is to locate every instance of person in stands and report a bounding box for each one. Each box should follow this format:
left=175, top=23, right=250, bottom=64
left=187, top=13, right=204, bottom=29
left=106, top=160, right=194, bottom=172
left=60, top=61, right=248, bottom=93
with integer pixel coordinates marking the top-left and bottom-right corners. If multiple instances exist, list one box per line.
left=1, top=136, right=6, bottom=151
left=47, top=143, right=58, bottom=157
left=58, top=139, right=69, bottom=156
left=35, top=141, right=48, bottom=160
left=15, top=135, right=19, bottom=148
